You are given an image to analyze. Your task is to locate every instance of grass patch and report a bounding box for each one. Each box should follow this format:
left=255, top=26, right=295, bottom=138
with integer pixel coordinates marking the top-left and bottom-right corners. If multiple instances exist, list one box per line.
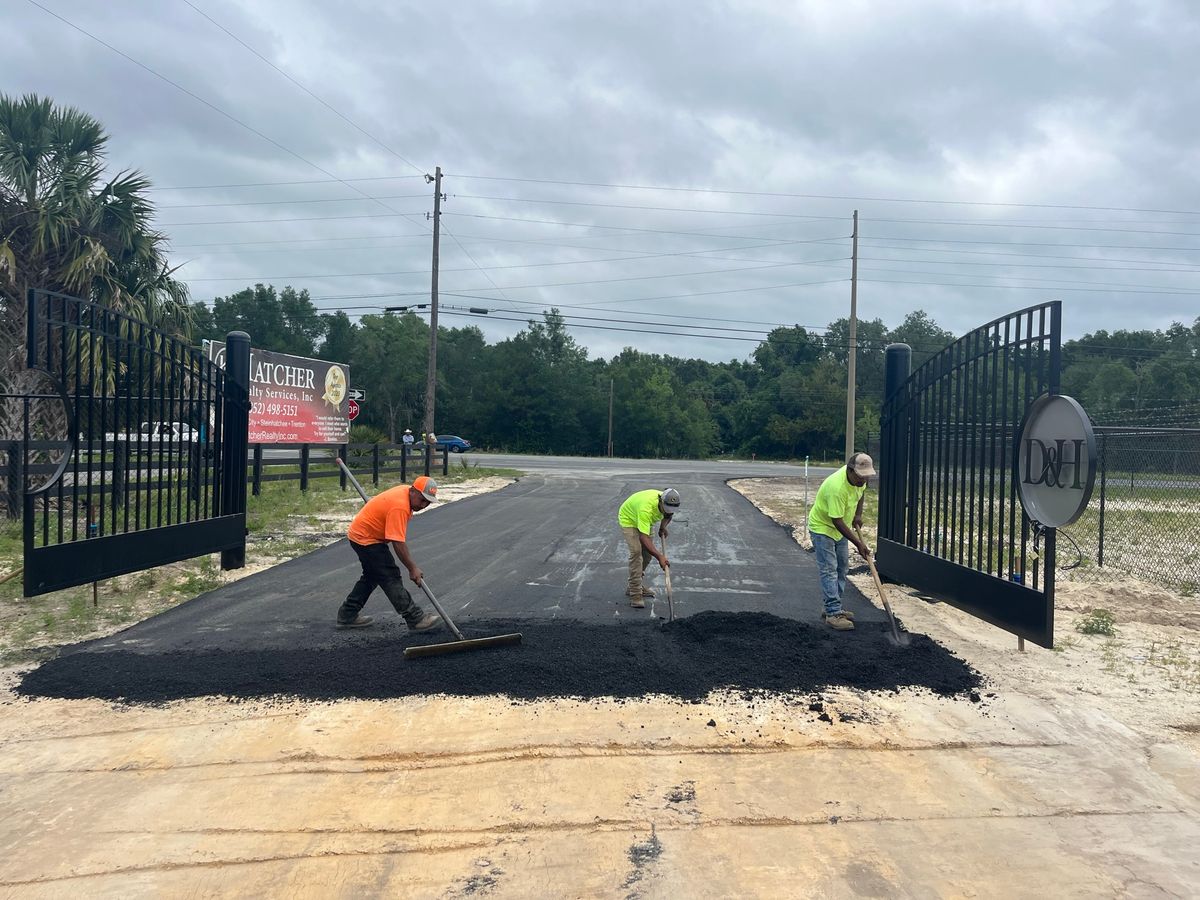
left=1076, top=608, right=1119, bottom=637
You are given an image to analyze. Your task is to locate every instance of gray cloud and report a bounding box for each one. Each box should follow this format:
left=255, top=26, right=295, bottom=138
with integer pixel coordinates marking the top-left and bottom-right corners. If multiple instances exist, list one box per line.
left=4, top=0, right=1198, bottom=363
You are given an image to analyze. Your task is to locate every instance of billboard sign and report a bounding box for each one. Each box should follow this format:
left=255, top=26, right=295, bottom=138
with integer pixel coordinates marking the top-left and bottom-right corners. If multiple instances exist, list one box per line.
left=206, top=341, right=351, bottom=444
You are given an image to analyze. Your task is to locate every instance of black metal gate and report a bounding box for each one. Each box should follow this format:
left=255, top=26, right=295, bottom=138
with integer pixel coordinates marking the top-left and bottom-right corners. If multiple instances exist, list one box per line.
left=877, top=301, right=1061, bottom=647
left=19, top=289, right=249, bottom=596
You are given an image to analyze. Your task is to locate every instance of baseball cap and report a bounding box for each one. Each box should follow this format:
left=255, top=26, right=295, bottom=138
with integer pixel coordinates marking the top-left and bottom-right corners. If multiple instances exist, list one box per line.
left=660, top=487, right=681, bottom=513
left=413, top=475, right=439, bottom=502
left=851, top=453, right=877, bottom=477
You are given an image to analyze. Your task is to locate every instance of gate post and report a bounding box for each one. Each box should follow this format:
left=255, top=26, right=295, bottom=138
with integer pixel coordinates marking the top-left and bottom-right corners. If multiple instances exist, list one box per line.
left=220, top=331, right=251, bottom=570
left=880, top=343, right=912, bottom=543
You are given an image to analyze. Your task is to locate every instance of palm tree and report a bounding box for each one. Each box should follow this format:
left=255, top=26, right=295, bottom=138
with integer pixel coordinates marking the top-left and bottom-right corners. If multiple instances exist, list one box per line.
left=0, top=94, right=192, bottom=509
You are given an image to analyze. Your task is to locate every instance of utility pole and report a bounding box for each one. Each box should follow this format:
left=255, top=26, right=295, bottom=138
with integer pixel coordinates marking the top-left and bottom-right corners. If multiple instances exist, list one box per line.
left=844, top=209, right=859, bottom=462
left=607, top=378, right=614, bottom=457
left=423, top=166, right=443, bottom=443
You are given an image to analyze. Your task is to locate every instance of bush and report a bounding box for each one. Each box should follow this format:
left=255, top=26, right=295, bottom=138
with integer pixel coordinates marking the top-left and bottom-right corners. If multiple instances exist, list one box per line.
left=348, top=425, right=389, bottom=461
left=1075, top=608, right=1118, bottom=636
left=349, top=424, right=389, bottom=445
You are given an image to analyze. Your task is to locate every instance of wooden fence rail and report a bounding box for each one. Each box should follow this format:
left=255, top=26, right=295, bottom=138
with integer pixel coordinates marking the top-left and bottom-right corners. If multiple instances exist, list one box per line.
left=1, top=442, right=448, bottom=520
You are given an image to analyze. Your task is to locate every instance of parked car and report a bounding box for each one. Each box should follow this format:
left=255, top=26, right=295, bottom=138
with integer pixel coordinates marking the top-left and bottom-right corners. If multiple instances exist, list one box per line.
left=414, top=434, right=473, bottom=453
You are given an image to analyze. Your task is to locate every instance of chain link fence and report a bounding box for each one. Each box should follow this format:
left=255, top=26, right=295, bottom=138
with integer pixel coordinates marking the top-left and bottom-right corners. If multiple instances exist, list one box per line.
left=1059, top=427, right=1200, bottom=594
left=867, top=424, right=1199, bottom=594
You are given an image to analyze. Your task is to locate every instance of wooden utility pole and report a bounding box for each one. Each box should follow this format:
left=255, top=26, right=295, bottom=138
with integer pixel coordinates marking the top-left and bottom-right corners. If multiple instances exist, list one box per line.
left=607, top=378, right=614, bottom=457
left=423, top=166, right=443, bottom=441
left=844, top=209, right=859, bottom=462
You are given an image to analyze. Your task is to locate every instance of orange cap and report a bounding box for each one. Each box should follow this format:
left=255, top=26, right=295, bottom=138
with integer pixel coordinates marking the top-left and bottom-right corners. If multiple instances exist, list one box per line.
left=413, top=475, right=439, bottom=502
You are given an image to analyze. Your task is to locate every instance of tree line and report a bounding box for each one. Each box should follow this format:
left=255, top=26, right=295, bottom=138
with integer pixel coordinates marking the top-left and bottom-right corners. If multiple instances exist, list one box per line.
left=192, top=283, right=959, bottom=458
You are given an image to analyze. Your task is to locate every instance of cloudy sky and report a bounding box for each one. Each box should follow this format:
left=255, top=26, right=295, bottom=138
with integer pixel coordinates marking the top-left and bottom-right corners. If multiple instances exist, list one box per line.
left=6, top=0, right=1199, bottom=363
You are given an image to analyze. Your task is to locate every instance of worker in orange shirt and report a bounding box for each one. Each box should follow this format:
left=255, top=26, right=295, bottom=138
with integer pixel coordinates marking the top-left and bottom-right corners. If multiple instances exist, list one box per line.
left=336, top=474, right=444, bottom=632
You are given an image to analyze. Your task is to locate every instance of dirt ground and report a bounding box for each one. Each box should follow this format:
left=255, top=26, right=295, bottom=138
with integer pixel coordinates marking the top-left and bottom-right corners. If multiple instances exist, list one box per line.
left=1, top=476, right=1199, bottom=897
left=730, top=476, right=1200, bottom=751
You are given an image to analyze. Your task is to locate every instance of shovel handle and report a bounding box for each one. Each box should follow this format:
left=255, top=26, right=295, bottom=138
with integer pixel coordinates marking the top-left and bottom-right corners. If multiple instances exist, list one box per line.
left=857, top=529, right=904, bottom=642
left=660, top=533, right=674, bottom=622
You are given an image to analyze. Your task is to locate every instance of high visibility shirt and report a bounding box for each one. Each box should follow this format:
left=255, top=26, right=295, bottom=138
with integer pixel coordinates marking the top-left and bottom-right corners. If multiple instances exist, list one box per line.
left=809, top=466, right=866, bottom=540
left=618, top=489, right=666, bottom=536
left=348, top=484, right=414, bottom=545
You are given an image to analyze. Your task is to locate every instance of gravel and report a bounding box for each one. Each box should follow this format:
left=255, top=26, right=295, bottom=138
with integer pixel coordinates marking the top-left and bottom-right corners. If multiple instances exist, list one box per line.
left=16, top=611, right=981, bottom=704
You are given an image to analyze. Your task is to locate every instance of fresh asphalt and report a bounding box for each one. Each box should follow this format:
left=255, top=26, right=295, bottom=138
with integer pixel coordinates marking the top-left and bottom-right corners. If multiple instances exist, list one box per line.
left=83, top=455, right=887, bottom=656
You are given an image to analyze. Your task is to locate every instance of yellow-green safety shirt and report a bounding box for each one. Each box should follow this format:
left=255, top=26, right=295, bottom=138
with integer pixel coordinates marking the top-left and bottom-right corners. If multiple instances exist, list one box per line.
left=809, top=466, right=867, bottom=540
left=618, top=489, right=666, bottom=536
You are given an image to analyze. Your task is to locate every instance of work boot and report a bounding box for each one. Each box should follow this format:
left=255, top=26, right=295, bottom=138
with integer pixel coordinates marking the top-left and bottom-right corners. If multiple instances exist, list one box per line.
left=626, top=587, right=655, bottom=598
left=822, top=613, right=855, bottom=631
left=628, top=595, right=646, bottom=609
left=838, top=609, right=855, bottom=621
left=336, top=614, right=374, bottom=630
left=408, top=613, right=443, bottom=633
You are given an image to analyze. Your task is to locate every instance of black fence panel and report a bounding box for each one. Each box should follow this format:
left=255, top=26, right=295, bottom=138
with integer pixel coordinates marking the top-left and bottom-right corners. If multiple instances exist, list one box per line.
left=21, top=289, right=247, bottom=596
left=878, top=301, right=1061, bottom=647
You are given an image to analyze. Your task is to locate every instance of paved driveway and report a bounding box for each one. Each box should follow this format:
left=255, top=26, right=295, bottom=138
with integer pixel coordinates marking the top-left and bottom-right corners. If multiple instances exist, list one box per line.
left=85, top=466, right=879, bottom=656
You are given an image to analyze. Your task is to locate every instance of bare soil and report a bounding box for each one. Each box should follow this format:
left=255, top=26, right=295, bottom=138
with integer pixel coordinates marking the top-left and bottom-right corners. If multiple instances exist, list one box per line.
left=2, top=476, right=1198, bottom=896
left=729, top=477, right=1200, bottom=749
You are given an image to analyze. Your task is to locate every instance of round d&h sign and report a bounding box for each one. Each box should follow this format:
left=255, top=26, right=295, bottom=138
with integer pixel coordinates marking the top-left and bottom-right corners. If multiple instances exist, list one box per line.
left=1017, top=393, right=1097, bottom=528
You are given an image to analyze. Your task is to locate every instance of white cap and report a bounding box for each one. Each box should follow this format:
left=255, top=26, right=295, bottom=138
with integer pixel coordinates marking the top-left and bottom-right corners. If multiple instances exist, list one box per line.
left=851, top=454, right=877, bottom=477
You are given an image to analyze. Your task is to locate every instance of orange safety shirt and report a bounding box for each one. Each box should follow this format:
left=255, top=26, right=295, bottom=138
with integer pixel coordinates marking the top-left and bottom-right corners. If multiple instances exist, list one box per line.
left=348, top=484, right=414, bottom=545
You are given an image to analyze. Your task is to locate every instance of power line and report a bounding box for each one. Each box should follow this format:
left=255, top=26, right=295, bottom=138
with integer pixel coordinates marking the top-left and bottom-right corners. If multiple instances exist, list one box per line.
left=158, top=193, right=429, bottom=210
left=26, top=0, right=430, bottom=236
left=181, top=253, right=850, bottom=282
left=181, top=0, right=426, bottom=176
left=445, top=173, right=1200, bottom=218
left=860, top=277, right=1197, bottom=296
left=150, top=175, right=425, bottom=191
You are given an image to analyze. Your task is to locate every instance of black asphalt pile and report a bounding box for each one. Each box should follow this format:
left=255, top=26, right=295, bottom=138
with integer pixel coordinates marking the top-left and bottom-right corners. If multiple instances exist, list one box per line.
left=17, top=611, right=980, bottom=705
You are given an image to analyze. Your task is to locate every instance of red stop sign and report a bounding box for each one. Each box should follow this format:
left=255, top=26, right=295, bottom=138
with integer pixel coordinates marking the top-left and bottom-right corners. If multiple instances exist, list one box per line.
left=347, top=399, right=360, bottom=421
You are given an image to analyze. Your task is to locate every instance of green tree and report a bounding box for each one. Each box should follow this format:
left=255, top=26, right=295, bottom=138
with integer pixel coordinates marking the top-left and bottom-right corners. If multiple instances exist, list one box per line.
left=352, top=311, right=427, bottom=440
left=319, top=310, right=358, bottom=364
left=0, top=93, right=190, bottom=440
left=194, top=284, right=324, bottom=356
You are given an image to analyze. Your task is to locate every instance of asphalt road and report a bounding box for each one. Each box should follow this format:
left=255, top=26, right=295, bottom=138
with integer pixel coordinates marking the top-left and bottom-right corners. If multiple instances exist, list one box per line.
left=85, top=461, right=881, bottom=656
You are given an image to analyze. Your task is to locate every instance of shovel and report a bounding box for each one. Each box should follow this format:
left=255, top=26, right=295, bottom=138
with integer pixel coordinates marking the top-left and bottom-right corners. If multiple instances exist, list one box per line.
left=857, top=530, right=909, bottom=647
left=660, top=534, right=674, bottom=622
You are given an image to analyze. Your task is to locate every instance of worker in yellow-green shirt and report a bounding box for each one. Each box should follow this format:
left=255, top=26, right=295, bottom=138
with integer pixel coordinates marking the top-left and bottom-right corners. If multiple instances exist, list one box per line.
left=617, top=488, right=681, bottom=608
left=809, top=453, right=876, bottom=631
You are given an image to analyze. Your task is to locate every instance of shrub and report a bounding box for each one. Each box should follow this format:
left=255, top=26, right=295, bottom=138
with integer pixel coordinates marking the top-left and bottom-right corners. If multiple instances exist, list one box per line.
left=1075, top=608, right=1118, bottom=636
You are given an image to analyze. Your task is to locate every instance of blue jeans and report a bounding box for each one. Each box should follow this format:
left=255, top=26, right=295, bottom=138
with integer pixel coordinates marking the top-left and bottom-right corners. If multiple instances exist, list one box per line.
left=811, top=532, right=848, bottom=616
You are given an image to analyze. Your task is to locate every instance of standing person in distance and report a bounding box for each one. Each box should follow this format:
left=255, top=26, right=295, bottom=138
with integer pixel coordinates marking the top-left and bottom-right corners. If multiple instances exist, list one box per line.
left=402, top=428, right=415, bottom=452
left=617, top=488, right=680, bottom=608
left=336, top=475, right=444, bottom=632
left=808, top=453, right=876, bottom=631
